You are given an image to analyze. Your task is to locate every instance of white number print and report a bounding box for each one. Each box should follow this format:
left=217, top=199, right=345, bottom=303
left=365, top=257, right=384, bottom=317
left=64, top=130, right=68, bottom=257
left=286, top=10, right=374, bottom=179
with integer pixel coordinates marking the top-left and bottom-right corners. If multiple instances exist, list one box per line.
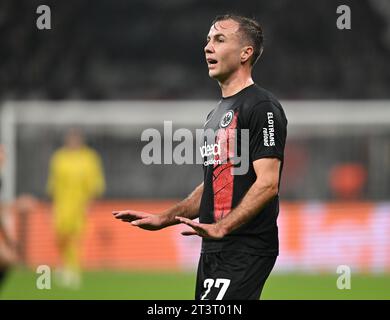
left=200, top=278, right=231, bottom=300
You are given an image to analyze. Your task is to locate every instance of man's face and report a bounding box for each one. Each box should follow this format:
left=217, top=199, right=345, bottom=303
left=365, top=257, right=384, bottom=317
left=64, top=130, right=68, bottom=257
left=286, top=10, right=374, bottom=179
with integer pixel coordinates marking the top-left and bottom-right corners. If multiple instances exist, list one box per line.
left=204, top=19, right=245, bottom=81
left=65, top=129, right=84, bottom=149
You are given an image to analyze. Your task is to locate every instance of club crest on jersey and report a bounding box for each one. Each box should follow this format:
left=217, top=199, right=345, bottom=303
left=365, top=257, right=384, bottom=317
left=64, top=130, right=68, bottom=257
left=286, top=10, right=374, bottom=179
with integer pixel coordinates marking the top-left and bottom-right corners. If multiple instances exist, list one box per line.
left=220, top=110, right=234, bottom=128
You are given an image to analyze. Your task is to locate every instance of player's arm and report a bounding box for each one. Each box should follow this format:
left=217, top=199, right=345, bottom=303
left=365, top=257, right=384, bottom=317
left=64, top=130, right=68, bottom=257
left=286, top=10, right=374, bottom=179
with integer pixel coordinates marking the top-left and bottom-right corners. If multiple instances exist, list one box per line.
left=177, top=158, right=280, bottom=239
left=0, top=207, right=18, bottom=265
left=87, top=150, right=105, bottom=200
left=112, top=182, right=204, bottom=231
left=0, top=144, right=11, bottom=246
left=0, top=207, right=16, bottom=250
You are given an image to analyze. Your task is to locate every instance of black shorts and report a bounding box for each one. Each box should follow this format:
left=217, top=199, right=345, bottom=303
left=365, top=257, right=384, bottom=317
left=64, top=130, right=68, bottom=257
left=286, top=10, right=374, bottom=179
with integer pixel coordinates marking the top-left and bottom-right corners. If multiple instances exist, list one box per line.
left=195, top=251, right=277, bottom=300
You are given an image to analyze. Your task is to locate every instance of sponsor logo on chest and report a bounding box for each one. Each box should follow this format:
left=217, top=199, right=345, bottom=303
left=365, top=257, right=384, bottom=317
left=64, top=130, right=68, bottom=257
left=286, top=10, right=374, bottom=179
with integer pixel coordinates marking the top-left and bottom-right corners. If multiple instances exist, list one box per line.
left=200, top=141, right=222, bottom=166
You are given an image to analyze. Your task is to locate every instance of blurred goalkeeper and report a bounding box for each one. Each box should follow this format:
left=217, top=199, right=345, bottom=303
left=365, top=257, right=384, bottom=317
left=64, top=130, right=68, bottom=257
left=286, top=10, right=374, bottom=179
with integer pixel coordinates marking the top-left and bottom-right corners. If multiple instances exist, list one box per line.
left=47, top=128, right=105, bottom=288
left=113, top=14, right=287, bottom=300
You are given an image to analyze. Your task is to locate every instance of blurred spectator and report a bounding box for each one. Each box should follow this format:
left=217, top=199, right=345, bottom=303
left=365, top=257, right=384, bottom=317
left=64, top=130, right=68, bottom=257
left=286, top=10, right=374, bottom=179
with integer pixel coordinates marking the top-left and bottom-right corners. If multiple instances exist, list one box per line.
left=329, top=163, right=367, bottom=200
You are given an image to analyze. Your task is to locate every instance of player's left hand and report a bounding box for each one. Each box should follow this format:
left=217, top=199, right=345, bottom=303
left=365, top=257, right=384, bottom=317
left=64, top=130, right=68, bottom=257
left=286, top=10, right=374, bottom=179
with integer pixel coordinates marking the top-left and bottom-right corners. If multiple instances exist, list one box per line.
left=175, top=216, right=225, bottom=240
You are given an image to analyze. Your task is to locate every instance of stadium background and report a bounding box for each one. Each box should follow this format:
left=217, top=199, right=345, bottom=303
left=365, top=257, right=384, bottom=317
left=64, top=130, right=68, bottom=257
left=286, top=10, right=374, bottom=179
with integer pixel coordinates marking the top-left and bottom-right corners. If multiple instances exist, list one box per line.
left=1, top=0, right=390, bottom=299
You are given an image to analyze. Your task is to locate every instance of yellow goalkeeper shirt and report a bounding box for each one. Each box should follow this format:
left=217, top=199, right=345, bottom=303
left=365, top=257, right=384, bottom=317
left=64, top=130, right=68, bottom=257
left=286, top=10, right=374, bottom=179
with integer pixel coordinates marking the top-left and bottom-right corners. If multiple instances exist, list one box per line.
left=46, top=146, right=105, bottom=234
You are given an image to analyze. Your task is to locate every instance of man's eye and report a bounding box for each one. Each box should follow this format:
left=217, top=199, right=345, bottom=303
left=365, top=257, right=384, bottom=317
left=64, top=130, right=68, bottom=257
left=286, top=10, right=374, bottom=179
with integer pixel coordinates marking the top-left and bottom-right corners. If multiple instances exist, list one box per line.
left=218, top=38, right=225, bottom=42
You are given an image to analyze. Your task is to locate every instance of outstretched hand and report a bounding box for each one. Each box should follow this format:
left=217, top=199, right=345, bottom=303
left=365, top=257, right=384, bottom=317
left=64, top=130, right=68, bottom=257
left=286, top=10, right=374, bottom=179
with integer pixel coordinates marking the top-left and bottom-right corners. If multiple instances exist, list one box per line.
left=112, top=210, right=165, bottom=231
left=175, top=216, right=226, bottom=240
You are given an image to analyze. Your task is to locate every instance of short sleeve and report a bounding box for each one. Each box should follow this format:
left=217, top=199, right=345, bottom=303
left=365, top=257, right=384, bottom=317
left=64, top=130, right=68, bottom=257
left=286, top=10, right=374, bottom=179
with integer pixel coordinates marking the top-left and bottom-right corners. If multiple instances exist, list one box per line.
left=86, top=150, right=105, bottom=198
left=247, top=101, right=287, bottom=162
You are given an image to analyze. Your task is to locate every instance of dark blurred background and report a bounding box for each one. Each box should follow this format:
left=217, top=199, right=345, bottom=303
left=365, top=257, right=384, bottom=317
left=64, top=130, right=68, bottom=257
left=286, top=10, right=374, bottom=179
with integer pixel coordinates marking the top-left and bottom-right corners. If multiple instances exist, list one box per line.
left=1, top=0, right=390, bottom=100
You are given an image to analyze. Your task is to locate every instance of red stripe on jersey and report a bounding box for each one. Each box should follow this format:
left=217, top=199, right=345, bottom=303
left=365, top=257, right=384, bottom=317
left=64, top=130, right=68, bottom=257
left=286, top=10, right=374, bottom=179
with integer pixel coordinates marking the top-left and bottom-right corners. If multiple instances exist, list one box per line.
left=212, top=112, right=238, bottom=221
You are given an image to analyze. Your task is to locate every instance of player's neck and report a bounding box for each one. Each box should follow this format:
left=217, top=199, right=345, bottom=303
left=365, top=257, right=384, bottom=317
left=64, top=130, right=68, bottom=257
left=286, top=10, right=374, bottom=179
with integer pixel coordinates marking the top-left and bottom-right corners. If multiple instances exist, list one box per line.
left=219, top=72, right=254, bottom=98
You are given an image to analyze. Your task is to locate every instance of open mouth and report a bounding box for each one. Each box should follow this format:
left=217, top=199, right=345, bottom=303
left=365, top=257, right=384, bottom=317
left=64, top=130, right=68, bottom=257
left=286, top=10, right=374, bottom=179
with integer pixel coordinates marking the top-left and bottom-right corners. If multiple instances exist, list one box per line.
left=207, top=58, right=218, bottom=65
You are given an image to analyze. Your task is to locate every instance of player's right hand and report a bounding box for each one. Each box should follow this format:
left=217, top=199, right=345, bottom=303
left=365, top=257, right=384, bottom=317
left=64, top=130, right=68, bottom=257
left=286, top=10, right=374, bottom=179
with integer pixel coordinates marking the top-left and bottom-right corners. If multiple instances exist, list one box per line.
left=112, top=210, right=165, bottom=231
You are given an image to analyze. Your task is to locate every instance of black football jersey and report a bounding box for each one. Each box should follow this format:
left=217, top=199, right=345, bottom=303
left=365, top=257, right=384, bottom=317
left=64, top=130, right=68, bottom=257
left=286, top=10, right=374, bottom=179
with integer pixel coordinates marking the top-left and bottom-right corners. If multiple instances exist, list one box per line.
left=199, top=84, right=287, bottom=256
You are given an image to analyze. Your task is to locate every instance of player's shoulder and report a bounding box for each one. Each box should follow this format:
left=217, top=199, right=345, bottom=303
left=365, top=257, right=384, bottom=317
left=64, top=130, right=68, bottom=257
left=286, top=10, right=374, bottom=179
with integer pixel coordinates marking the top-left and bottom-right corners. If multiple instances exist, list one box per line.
left=83, top=147, right=101, bottom=160
left=240, top=84, right=285, bottom=120
left=51, top=147, right=66, bottom=160
left=244, top=84, right=283, bottom=110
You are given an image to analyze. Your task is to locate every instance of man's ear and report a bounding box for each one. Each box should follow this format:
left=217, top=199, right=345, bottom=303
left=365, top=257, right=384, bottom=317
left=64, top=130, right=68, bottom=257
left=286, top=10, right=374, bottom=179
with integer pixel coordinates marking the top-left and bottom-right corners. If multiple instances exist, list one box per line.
left=241, top=46, right=254, bottom=64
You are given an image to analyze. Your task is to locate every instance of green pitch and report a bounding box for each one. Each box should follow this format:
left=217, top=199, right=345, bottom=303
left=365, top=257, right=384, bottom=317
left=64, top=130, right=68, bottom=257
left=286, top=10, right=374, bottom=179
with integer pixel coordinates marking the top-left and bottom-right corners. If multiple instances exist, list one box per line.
left=1, top=268, right=389, bottom=300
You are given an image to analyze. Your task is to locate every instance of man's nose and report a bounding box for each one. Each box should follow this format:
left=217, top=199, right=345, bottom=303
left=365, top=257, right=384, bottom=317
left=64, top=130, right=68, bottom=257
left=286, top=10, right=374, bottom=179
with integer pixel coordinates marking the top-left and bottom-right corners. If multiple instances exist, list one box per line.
left=204, top=42, right=214, bottom=54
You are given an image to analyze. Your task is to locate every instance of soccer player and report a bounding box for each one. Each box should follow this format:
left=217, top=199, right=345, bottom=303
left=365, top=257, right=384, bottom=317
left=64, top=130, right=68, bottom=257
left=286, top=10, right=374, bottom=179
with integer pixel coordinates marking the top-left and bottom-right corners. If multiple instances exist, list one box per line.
left=0, top=145, right=17, bottom=291
left=47, top=128, right=105, bottom=288
left=113, top=14, right=287, bottom=300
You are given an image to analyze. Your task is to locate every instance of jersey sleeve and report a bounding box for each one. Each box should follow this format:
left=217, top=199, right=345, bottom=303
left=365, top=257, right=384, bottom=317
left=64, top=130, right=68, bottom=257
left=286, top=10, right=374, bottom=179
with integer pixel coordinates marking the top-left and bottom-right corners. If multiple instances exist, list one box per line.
left=246, top=101, right=287, bottom=162
left=86, top=150, right=105, bottom=198
left=46, top=152, right=58, bottom=197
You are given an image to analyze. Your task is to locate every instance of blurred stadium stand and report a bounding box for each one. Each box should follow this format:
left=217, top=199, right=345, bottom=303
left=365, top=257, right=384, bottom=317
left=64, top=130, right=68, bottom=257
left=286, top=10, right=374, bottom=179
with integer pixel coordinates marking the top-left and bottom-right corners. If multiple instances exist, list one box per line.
left=0, top=0, right=390, bottom=100
left=1, top=100, right=390, bottom=201
left=1, top=0, right=390, bottom=201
